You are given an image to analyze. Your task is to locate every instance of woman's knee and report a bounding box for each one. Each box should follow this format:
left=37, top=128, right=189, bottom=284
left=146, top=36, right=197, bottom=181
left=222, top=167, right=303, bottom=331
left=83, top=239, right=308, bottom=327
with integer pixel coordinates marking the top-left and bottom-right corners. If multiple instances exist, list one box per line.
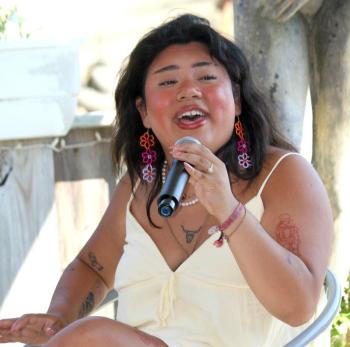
left=44, top=316, right=112, bottom=347
left=44, top=316, right=169, bottom=347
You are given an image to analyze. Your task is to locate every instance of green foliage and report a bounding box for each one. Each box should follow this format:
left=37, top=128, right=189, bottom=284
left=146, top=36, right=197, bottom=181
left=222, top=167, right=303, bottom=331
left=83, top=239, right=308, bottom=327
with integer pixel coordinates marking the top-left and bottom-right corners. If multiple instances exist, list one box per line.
left=0, top=5, right=15, bottom=37
left=331, top=274, right=350, bottom=346
left=0, top=5, right=30, bottom=39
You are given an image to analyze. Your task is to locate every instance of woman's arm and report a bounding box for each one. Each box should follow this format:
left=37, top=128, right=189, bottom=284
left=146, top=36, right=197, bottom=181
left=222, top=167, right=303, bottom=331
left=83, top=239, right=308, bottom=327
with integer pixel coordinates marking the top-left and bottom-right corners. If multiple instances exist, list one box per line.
left=174, top=141, right=332, bottom=326
left=47, top=174, right=130, bottom=324
left=46, top=257, right=110, bottom=326
left=0, top=175, right=130, bottom=344
left=225, top=154, right=332, bottom=326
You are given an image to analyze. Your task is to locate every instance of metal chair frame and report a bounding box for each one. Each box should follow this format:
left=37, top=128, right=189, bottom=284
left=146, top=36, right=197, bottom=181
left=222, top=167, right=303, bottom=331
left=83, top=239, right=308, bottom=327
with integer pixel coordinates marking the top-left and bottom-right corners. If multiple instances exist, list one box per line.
left=284, top=269, right=342, bottom=347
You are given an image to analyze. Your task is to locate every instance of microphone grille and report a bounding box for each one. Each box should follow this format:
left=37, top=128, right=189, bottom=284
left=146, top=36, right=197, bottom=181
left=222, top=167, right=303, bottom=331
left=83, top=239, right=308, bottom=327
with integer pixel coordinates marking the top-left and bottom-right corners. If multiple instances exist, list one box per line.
left=175, top=136, right=201, bottom=145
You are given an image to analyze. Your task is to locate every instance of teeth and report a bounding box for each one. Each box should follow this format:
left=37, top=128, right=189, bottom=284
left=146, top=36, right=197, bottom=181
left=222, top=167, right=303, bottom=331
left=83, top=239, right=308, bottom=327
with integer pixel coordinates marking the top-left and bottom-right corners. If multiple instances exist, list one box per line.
left=177, top=110, right=205, bottom=119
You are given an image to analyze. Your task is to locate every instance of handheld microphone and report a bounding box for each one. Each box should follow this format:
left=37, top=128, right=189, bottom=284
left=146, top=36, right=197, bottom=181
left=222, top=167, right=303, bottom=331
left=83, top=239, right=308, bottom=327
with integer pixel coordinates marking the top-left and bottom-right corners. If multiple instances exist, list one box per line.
left=157, top=136, right=201, bottom=217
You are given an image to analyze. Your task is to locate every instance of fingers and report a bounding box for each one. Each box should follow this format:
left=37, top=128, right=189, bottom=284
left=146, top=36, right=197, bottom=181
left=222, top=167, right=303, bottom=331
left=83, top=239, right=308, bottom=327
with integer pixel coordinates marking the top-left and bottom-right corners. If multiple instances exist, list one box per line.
left=44, top=319, right=62, bottom=336
left=0, top=318, right=17, bottom=341
left=0, top=314, right=61, bottom=344
left=183, top=162, right=205, bottom=182
left=10, top=314, right=33, bottom=331
left=0, top=318, right=16, bottom=328
left=0, top=326, right=48, bottom=344
left=170, top=142, right=217, bottom=174
left=0, top=319, right=15, bottom=342
left=207, top=162, right=214, bottom=174
left=0, top=325, right=33, bottom=343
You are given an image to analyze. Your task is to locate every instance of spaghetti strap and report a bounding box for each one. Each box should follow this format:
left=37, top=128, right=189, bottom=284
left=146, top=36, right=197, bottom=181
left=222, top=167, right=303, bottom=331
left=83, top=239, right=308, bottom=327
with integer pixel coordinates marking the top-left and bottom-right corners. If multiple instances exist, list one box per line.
left=257, top=152, right=302, bottom=196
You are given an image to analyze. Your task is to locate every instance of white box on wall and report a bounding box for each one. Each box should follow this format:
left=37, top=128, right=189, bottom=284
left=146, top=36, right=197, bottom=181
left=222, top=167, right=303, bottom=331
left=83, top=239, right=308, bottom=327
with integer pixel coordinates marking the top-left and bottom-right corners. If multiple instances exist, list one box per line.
left=0, top=40, right=80, bottom=140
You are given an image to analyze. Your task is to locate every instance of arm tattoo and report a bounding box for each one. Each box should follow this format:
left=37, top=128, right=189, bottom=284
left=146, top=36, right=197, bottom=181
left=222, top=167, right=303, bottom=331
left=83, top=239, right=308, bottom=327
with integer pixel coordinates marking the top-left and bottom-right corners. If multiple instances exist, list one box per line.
left=78, top=292, right=95, bottom=318
left=66, top=264, right=74, bottom=272
left=275, top=214, right=301, bottom=256
left=88, top=251, right=104, bottom=271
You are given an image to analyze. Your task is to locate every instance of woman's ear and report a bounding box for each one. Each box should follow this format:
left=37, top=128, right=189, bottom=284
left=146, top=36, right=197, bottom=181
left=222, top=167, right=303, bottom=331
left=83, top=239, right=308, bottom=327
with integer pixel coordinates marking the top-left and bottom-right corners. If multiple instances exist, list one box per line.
left=136, top=97, right=150, bottom=128
left=235, top=96, right=242, bottom=116
left=233, top=84, right=242, bottom=116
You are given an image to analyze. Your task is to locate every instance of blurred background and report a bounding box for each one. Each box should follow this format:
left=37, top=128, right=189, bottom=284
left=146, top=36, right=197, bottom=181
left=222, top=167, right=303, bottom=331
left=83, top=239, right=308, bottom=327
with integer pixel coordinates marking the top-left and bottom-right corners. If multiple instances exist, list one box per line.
left=1, top=0, right=233, bottom=115
left=0, top=0, right=348, bottom=346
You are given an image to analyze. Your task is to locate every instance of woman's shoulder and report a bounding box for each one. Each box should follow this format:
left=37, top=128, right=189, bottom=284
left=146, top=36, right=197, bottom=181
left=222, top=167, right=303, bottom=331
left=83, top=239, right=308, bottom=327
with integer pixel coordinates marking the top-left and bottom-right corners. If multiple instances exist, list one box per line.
left=111, top=172, right=150, bottom=214
left=264, top=146, right=311, bottom=176
left=264, top=146, right=301, bottom=167
left=109, top=173, right=133, bottom=213
left=260, top=146, right=321, bottom=200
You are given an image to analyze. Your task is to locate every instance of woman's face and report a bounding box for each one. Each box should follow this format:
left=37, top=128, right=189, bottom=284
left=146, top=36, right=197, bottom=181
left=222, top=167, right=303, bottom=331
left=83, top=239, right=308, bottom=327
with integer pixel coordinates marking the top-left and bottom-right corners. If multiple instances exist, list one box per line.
left=136, top=42, right=240, bottom=155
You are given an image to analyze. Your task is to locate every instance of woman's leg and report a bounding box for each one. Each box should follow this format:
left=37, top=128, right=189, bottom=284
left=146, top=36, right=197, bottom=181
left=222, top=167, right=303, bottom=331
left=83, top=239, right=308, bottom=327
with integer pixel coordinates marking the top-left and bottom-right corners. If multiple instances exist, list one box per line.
left=44, top=316, right=169, bottom=347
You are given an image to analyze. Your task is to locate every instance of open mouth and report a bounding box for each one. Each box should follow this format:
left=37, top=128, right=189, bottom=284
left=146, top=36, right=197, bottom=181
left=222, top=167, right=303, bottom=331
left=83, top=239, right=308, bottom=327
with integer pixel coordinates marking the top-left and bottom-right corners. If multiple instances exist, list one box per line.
left=177, top=110, right=206, bottom=124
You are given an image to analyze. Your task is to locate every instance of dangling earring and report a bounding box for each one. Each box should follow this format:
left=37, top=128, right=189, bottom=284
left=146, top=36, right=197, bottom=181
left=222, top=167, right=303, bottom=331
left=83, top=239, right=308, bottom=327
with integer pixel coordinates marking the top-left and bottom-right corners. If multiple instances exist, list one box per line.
left=139, top=128, right=157, bottom=183
left=234, top=116, right=252, bottom=169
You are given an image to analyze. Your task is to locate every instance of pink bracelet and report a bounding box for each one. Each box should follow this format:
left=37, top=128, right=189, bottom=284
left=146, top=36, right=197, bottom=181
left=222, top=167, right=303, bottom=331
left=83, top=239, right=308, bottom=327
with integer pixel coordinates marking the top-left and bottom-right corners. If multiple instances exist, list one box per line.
left=208, top=202, right=245, bottom=247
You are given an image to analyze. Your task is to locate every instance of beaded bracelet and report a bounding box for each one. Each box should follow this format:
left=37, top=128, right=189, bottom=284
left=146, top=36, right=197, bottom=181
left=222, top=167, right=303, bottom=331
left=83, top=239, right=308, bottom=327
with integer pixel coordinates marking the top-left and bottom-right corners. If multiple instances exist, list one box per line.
left=208, top=202, right=246, bottom=247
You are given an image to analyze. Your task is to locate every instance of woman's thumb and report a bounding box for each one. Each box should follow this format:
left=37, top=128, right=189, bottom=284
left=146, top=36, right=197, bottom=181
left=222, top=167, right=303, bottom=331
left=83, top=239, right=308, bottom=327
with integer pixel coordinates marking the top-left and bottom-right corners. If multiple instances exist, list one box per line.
left=44, top=326, right=58, bottom=336
left=44, top=320, right=62, bottom=336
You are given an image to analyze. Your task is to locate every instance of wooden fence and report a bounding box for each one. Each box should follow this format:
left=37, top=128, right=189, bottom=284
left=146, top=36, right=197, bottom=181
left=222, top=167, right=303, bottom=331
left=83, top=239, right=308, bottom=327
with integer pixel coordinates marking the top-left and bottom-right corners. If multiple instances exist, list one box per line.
left=0, top=124, right=116, bottom=335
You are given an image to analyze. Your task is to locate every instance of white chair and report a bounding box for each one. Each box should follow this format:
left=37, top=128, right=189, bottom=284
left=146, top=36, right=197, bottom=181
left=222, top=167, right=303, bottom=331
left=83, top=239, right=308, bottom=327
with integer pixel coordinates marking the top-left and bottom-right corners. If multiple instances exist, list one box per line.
left=284, top=269, right=342, bottom=347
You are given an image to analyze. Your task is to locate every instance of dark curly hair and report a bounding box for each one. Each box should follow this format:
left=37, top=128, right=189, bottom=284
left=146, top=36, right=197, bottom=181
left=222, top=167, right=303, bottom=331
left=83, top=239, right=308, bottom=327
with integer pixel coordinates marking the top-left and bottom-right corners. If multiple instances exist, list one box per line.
left=112, top=14, right=294, bottom=224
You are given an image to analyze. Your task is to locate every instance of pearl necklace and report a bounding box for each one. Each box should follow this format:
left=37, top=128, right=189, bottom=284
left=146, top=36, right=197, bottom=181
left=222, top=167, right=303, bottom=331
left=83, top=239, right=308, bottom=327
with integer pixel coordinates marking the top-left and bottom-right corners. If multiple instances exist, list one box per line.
left=162, top=160, right=199, bottom=207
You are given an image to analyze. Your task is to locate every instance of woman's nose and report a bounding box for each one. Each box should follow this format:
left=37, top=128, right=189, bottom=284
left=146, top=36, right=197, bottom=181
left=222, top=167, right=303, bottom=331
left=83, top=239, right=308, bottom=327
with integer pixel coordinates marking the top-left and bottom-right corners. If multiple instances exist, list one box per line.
left=176, top=81, right=202, bottom=101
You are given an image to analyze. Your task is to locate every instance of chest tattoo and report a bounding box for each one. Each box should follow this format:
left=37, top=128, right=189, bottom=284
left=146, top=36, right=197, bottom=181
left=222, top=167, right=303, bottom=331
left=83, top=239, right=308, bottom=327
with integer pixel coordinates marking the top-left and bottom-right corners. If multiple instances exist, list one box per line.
left=181, top=225, right=202, bottom=243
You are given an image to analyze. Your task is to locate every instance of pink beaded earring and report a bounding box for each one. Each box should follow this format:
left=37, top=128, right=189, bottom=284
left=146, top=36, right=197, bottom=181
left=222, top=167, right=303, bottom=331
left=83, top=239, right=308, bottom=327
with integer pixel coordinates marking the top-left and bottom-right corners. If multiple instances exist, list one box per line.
left=139, top=129, right=157, bottom=183
left=234, top=116, right=252, bottom=169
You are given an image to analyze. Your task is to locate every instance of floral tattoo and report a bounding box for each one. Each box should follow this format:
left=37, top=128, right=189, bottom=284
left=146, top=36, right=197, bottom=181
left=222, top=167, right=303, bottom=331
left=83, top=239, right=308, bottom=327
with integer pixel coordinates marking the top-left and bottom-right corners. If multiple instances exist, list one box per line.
left=275, top=214, right=301, bottom=256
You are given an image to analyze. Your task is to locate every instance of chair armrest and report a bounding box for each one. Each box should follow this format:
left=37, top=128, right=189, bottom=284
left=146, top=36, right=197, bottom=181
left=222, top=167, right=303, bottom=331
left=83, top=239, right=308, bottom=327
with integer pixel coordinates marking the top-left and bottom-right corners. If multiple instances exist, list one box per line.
left=284, top=269, right=342, bottom=347
left=98, top=289, right=118, bottom=311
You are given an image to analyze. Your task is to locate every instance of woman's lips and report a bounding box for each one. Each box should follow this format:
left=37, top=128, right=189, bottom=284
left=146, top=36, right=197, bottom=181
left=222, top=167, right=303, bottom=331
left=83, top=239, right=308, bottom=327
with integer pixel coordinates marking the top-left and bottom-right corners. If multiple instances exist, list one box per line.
left=176, top=115, right=207, bottom=129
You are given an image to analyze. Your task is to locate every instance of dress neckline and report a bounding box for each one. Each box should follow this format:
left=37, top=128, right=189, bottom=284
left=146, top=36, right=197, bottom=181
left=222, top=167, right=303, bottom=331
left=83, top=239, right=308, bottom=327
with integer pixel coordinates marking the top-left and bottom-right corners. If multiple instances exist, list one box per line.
left=127, top=203, right=219, bottom=273
left=126, top=152, right=299, bottom=272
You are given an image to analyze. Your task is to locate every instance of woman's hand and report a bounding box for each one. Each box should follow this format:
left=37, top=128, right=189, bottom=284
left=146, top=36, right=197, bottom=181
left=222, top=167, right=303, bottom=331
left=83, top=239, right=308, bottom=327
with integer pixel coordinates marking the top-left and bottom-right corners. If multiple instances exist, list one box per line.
left=256, top=0, right=311, bottom=22
left=0, top=313, right=66, bottom=345
left=170, top=142, right=237, bottom=222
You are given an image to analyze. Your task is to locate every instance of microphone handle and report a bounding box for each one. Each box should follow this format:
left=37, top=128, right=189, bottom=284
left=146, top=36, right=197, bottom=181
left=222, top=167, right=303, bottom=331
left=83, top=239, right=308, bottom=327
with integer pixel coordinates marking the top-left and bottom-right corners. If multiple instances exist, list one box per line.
left=158, top=160, right=188, bottom=217
left=157, top=136, right=201, bottom=217
left=162, top=160, right=188, bottom=203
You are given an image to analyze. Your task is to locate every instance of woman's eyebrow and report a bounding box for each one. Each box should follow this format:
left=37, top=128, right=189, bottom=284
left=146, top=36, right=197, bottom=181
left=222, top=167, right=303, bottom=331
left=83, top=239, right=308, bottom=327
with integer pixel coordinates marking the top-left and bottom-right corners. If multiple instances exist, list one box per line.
left=192, top=61, right=215, bottom=68
left=153, top=65, right=178, bottom=74
left=153, top=61, right=215, bottom=74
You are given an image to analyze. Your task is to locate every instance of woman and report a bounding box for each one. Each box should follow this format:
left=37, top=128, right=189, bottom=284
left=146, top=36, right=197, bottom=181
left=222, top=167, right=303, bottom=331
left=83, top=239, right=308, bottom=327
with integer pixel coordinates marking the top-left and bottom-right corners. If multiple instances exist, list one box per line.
left=0, top=14, right=333, bottom=347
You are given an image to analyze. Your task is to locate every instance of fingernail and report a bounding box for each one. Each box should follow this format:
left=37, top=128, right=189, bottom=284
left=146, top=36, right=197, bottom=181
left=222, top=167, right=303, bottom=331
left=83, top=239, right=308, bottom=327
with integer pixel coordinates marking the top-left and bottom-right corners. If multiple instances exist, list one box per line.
left=184, top=162, right=193, bottom=170
left=173, top=150, right=183, bottom=158
left=46, top=327, right=56, bottom=335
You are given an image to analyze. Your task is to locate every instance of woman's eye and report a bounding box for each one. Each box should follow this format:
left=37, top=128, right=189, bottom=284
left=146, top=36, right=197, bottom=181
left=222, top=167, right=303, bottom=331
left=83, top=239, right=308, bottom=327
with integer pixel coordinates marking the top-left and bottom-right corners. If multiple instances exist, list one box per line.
left=200, top=75, right=217, bottom=81
left=159, top=79, right=177, bottom=86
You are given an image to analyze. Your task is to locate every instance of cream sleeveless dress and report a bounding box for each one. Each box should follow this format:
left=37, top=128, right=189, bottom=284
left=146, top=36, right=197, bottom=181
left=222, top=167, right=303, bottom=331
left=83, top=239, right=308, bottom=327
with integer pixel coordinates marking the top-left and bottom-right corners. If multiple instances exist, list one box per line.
left=114, top=153, right=328, bottom=347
